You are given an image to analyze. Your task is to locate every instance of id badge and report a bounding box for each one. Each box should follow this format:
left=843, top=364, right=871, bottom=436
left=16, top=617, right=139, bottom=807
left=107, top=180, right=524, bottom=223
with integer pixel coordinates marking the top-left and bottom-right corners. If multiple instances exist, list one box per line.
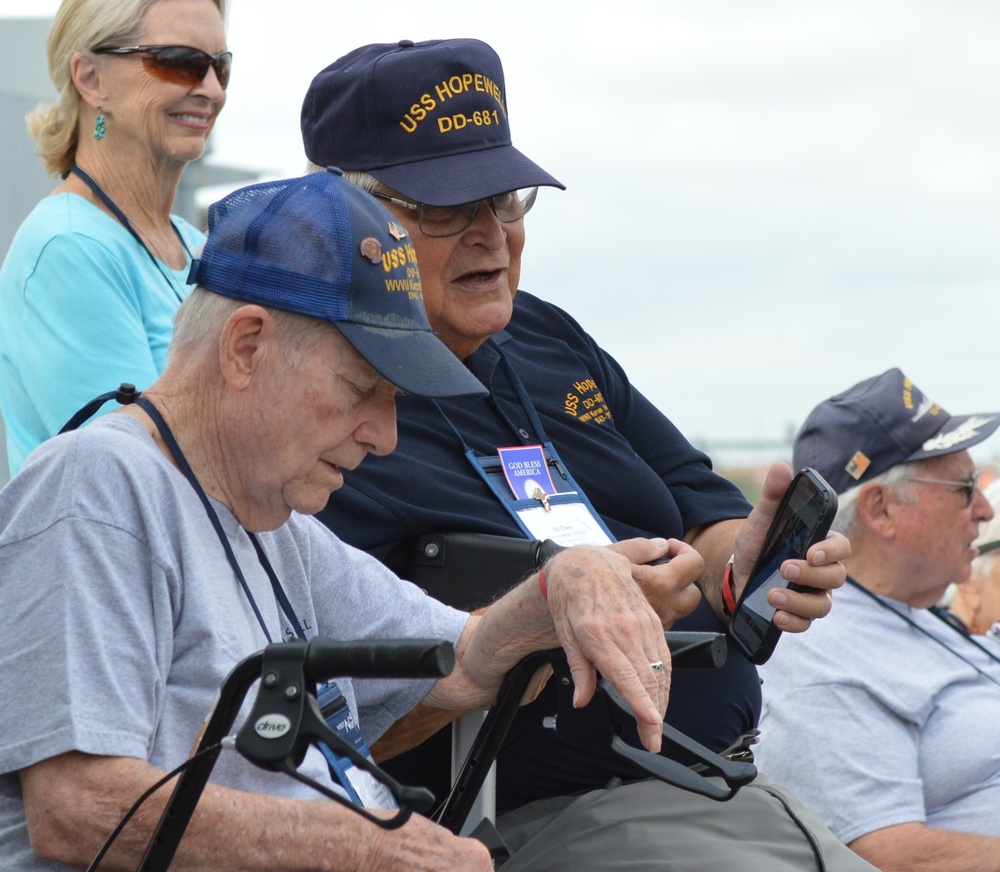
left=317, top=680, right=397, bottom=809
left=492, top=444, right=613, bottom=547
left=515, top=500, right=613, bottom=546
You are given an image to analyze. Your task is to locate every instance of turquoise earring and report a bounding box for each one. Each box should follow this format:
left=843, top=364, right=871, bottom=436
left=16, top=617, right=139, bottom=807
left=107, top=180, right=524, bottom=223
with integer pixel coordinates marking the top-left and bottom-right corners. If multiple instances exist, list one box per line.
left=93, top=105, right=106, bottom=141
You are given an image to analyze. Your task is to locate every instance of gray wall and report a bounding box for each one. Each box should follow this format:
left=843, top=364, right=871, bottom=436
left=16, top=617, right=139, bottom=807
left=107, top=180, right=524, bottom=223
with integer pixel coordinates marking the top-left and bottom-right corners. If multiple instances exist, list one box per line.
left=0, top=18, right=55, bottom=485
left=0, top=18, right=58, bottom=255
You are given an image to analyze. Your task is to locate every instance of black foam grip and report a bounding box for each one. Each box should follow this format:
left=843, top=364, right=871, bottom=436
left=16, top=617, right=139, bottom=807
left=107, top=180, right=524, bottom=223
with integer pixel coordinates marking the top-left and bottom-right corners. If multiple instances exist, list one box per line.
left=304, top=638, right=455, bottom=682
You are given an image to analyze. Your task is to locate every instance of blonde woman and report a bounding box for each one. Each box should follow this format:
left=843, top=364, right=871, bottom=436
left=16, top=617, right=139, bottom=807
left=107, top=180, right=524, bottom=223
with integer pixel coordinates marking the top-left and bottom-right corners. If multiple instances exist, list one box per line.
left=0, top=0, right=228, bottom=474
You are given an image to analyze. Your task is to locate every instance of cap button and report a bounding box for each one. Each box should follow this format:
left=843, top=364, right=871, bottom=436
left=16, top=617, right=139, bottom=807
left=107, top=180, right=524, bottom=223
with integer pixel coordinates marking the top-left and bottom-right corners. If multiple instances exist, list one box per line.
left=397, top=39, right=415, bottom=48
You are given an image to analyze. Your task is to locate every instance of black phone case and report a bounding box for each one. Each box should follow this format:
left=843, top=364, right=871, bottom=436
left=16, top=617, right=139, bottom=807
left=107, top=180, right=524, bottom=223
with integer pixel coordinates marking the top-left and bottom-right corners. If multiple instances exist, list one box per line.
left=728, top=468, right=838, bottom=664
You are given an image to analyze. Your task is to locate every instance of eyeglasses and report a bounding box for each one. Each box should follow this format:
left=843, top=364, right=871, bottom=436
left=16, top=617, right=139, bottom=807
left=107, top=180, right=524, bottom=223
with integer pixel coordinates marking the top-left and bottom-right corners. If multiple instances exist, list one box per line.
left=370, top=187, right=538, bottom=238
left=92, top=44, right=232, bottom=90
left=902, top=471, right=980, bottom=507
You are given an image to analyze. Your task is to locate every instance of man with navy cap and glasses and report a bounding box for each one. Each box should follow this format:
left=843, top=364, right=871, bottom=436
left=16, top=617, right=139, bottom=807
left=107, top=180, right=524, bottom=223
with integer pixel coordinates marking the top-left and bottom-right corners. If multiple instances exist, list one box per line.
left=0, top=170, right=689, bottom=871
left=303, top=38, right=873, bottom=871
left=757, top=368, right=1000, bottom=872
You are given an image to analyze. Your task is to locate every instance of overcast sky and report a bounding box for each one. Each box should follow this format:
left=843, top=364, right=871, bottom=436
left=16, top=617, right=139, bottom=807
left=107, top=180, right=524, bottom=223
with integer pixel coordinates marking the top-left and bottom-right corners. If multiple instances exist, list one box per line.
left=4, top=0, right=1000, bottom=466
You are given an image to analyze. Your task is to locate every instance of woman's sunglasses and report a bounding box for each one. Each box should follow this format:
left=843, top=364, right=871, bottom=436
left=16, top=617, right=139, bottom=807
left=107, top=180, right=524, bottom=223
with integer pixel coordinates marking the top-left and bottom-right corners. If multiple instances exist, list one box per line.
left=92, top=44, right=232, bottom=90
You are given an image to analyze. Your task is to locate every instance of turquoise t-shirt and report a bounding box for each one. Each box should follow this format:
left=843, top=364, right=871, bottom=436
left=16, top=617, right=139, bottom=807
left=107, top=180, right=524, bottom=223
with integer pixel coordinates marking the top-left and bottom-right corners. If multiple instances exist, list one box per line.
left=0, top=193, right=204, bottom=474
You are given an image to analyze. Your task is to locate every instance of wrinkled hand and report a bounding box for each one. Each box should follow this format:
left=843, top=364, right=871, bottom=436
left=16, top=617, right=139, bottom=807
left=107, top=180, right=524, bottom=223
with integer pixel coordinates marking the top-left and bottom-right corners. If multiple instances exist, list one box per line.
left=610, top=537, right=704, bottom=627
left=543, top=546, right=670, bottom=753
left=733, top=462, right=849, bottom=633
left=364, top=810, right=493, bottom=871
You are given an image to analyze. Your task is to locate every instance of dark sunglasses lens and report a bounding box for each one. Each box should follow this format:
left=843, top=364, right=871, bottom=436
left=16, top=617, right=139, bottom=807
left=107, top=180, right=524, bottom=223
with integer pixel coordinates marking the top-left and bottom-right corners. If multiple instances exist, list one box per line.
left=144, top=48, right=230, bottom=89
left=213, top=53, right=232, bottom=89
left=142, top=48, right=203, bottom=86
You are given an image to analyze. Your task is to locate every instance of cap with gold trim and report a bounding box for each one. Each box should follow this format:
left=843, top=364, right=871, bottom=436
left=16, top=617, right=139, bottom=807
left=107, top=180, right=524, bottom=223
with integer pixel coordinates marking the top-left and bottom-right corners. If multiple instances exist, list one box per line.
left=188, top=169, right=487, bottom=399
left=301, top=38, right=564, bottom=206
left=793, top=368, right=999, bottom=494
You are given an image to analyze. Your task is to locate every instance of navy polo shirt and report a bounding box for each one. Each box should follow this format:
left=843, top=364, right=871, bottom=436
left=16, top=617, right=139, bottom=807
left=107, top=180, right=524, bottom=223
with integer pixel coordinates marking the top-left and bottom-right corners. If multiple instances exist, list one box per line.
left=319, top=291, right=758, bottom=810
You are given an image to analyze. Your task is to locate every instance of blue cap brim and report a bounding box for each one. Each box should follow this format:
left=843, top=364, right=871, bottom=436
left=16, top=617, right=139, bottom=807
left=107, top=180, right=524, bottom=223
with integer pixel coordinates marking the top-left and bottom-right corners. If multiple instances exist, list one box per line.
left=336, top=321, right=487, bottom=398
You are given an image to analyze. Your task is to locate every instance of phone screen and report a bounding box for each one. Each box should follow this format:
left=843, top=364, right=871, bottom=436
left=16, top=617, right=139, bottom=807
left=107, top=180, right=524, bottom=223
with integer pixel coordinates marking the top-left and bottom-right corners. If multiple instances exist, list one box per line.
left=729, top=470, right=836, bottom=664
left=740, top=483, right=827, bottom=622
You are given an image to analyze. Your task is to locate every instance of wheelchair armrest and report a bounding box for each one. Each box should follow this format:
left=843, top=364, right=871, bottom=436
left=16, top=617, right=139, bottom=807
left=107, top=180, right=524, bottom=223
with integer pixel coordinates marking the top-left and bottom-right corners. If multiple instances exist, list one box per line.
left=657, top=630, right=728, bottom=668
left=598, top=679, right=757, bottom=799
left=436, top=631, right=752, bottom=835
left=436, top=649, right=554, bottom=833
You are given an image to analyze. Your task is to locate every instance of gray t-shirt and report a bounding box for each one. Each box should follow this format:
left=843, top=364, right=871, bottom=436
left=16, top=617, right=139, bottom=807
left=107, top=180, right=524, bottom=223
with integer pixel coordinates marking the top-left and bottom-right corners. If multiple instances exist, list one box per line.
left=0, top=415, right=469, bottom=870
left=757, top=580, right=1000, bottom=844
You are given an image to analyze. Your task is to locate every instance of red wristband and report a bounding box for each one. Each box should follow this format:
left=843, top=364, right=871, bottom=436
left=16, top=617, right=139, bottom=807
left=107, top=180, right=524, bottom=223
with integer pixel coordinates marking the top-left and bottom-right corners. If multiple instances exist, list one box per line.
left=538, top=567, right=548, bottom=600
left=721, top=555, right=737, bottom=616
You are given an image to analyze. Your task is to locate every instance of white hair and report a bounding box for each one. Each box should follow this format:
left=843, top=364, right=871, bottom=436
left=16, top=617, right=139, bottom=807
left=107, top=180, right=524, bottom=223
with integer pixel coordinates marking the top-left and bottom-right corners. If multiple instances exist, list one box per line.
left=832, top=461, right=921, bottom=537
left=304, top=162, right=383, bottom=196
left=169, top=287, right=337, bottom=368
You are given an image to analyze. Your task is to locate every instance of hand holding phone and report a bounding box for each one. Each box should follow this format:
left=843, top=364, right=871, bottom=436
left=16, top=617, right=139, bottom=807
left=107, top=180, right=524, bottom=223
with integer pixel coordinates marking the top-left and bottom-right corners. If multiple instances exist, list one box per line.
left=728, top=468, right=838, bottom=665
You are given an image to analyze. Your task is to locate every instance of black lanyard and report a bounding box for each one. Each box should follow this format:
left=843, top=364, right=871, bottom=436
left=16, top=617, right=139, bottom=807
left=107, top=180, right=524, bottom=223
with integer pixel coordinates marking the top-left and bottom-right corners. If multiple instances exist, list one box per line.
left=847, top=577, right=1000, bottom=686
left=70, top=165, right=191, bottom=303
left=134, top=396, right=307, bottom=643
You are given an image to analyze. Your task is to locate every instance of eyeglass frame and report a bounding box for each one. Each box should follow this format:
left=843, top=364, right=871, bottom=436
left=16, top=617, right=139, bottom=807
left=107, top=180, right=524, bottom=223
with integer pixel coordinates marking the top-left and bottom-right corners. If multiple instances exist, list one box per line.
left=91, top=44, right=232, bottom=90
left=369, top=187, right=538, bottom=238
left=901, top=471, right=981, bottom=507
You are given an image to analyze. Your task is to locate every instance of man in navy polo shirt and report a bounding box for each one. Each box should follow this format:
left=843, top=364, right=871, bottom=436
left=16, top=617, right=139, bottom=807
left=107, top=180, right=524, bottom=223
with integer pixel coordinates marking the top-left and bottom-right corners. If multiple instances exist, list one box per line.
left=302, top=39, right=868, bottom=871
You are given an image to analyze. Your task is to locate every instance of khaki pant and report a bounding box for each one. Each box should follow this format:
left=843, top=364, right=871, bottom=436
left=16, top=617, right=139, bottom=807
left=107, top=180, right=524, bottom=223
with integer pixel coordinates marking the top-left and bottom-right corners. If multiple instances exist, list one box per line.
left=496, top=774, right=876, bottom=871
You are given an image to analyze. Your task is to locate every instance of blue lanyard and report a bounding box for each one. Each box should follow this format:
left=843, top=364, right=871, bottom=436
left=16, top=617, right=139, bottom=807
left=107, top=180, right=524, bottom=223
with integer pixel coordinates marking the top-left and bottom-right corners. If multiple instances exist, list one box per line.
left=432, top=340, right=615, bottom=542
left=137, top=398, right=376, bottom=804
left=134, top=396, right=307, bottom=643
left=63, top=389, right=372, bottom=799
left=70, top=164, right=191, bottom=303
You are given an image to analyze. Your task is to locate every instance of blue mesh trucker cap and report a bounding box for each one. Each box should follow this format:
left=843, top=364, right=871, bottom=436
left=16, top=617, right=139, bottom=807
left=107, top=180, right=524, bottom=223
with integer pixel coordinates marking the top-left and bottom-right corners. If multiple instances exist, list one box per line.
left=188, top=169, right=487, bottom=398
left=301, top=38, right=565, bottom=206
left=793, top=367, right=999, bottom=495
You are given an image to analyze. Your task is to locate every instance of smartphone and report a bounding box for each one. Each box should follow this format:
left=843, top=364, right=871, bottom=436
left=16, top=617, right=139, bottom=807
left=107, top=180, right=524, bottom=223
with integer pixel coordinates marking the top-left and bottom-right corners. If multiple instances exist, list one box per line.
left=728, top=468, right=838, bottom=665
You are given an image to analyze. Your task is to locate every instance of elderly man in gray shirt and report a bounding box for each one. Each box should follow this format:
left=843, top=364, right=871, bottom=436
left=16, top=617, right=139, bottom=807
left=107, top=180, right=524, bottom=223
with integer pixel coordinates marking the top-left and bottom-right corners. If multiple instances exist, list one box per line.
left=758, top=368, right=1000, bottom=872
left=0, top=170, right=680, bottom=872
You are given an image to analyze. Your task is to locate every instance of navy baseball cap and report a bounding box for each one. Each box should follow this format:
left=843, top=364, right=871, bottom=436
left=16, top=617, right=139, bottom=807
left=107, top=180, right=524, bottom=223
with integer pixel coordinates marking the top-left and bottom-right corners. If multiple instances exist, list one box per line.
left=188, top=169, right=487, bottom=398
left=793, top=368, right=1000, bottom=495
left=300, top=38, right=565, bottom=206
